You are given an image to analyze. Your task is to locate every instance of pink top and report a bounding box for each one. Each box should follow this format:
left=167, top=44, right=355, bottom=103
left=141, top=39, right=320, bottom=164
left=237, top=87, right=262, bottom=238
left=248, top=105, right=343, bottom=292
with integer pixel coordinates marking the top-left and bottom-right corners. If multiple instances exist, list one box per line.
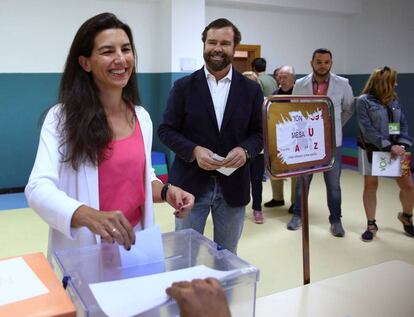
left=98, top=119, right=146, bottom=227
left=312, top=78, right=329, bottom=95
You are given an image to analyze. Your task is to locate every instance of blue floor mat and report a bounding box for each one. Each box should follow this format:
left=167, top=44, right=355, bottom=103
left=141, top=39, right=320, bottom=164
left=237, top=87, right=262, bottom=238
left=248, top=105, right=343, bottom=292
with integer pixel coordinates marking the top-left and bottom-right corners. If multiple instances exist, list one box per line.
left=0, top=193, right=28, bottom=210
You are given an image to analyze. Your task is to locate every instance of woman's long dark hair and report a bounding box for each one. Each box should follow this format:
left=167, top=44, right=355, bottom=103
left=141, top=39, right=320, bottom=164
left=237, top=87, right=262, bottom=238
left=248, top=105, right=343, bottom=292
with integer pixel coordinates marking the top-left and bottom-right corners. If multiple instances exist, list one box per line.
left=58, top=12, right=140, bottom=170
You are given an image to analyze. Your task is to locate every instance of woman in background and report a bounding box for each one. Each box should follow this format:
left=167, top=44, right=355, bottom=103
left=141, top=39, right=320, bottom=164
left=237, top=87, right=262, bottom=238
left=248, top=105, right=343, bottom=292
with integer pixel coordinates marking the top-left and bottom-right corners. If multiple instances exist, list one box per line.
left=356, top=66, right=413, bottom=242
left=242, top=71, right=265, bottom=224
left=25, top=13, right=194, bottom=259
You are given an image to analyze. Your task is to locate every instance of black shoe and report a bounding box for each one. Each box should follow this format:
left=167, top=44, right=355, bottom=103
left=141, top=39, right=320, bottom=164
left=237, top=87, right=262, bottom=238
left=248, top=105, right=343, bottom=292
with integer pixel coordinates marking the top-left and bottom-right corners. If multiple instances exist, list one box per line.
left=264, top=199, right=285, bottom=208
left=288, top=204, right=294, bottom=214
left=398, top=212, right=414, bottom=237
left=287, top=215, right=302, bottom=230
left=361, top=219, right=378, bottom=242
left=330, top=222, right=345, bottom=237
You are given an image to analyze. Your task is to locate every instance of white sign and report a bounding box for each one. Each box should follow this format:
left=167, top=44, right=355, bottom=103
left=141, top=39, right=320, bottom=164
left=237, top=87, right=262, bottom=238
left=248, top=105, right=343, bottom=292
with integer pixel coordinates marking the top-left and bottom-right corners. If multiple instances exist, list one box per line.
left=276, top=109, right=326, bottom=164
left=372, top=151, right=402, bottom=176
left=0, top=257, right=49, bottom=306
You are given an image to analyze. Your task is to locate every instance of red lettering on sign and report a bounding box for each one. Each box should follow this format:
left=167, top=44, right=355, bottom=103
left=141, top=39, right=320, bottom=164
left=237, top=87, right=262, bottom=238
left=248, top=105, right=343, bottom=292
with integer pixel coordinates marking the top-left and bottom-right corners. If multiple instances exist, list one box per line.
left=308, top=128, right=314, bottom=137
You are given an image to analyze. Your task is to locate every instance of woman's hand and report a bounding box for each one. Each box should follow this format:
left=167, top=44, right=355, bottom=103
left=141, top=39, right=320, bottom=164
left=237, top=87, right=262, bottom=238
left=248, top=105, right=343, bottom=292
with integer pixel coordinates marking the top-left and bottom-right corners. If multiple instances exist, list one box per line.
left=390, top=144, right=405, bottom=159
left=166, top=185, right=194, bottom=219
left=71, top=205, right=135, bottom=250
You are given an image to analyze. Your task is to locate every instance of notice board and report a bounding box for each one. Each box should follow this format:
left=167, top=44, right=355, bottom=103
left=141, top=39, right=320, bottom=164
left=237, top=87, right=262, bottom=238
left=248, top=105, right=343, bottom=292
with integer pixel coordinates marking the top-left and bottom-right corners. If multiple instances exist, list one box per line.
left=263, top=96, right=336, bottom=179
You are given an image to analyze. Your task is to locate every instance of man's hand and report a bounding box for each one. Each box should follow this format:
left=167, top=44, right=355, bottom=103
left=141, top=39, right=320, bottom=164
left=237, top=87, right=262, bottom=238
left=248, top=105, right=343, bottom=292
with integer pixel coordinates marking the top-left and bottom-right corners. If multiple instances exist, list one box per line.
left=71, top=205, right=135, bottom=250
left=222, top=146, right=247, bottom=168
left=193, top=146, right=223, bottom=170
left=166, top=278, right=231, bottom=317
left=166, top=185, right=195, bottom=218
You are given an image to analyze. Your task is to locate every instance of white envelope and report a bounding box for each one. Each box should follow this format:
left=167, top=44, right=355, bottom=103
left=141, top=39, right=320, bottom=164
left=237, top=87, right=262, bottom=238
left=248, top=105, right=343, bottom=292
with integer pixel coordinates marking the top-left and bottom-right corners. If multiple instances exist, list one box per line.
left=212, top=153, right=237, bottom=176
left=371, top=151, right=402, bottom=177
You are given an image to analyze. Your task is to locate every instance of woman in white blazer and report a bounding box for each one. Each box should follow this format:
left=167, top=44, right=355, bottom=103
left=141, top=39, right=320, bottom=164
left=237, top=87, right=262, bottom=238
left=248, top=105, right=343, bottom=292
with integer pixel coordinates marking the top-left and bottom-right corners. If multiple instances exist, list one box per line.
left=25, top=13, right=194, bottom=260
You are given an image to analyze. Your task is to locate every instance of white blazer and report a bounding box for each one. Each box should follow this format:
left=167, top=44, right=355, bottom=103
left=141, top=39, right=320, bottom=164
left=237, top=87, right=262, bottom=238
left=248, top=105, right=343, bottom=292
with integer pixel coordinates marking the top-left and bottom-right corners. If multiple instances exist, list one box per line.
left=292, top=73, right=354, bottom=147
left=25, top=104, right=158, bottom=260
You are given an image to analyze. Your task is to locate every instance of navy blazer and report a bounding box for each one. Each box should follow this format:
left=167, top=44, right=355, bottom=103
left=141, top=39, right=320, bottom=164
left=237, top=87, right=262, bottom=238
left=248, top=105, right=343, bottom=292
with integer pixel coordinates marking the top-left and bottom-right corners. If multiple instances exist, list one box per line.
left=158, top=67, right=263, bottom=207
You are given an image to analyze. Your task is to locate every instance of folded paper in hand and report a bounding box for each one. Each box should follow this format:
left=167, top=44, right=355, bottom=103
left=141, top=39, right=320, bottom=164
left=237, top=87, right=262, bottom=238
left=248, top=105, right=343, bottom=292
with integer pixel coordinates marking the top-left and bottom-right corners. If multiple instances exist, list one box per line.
left=212, top=153, right=237, bottom=176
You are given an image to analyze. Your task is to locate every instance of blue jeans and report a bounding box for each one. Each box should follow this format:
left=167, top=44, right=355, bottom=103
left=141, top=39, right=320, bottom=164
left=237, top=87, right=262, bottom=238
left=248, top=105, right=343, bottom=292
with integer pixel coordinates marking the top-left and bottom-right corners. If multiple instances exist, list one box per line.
left=293, top=147, right=342, bottom=223
left=175, top=177, right=246, bottom=254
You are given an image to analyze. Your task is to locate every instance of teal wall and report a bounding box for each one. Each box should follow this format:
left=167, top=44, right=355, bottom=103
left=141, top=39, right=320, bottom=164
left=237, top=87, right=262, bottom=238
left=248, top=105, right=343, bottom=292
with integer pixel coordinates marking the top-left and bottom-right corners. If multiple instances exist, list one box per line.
left=342, top=74, right=414, bottom=141
left=0, top=72, right=187, bottom=190
left=0, top=74, right=60, bottom=191
left=0, top=72, right=413, bottom=190
left=294, top=73, right=414, bottom=140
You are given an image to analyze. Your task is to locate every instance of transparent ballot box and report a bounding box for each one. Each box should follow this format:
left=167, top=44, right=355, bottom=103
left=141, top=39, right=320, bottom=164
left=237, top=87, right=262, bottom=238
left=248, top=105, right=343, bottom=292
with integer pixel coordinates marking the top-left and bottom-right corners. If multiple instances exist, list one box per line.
left=263, top=95, right=336, bottom=179
left=52, top=229, right=259, bottom=317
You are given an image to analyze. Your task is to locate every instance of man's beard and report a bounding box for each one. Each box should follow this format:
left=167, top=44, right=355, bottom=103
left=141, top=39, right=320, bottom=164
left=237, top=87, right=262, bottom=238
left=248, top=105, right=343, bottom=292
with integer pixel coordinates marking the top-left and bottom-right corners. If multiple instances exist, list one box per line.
left=312, top=66, right=331, bottom=78
left=204, top=51, right=232, bottom=72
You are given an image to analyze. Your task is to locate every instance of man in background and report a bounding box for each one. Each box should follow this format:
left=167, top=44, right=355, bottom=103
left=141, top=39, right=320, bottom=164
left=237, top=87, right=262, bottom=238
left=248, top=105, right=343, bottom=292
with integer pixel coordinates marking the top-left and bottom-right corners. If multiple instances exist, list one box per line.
left=264, top=65, right=297, bottom=213
left=287, top=48, right=354, bottom=237
left=252, top=57, right=277, bottom=97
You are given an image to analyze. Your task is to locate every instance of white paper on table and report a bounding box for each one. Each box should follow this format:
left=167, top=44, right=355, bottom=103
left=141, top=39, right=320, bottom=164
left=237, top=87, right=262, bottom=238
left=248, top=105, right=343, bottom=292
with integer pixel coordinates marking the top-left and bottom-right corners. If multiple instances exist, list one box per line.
left=119, top=225, right=164, bottom=268
left=212, top=153, right=237, bottom=176
left=0, top=257, right=49, bottom=306
left=89, top=265, right=238, bottom=317
left=371, top=151, right=402, bottom=176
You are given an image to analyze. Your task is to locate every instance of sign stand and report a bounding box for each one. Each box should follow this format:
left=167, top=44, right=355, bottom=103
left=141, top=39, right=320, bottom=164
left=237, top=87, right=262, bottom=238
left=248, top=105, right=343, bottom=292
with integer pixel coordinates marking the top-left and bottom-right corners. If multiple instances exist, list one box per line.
left=262, top=95, right=336, bottom=285
left=300, top=175, right=310, bottom=284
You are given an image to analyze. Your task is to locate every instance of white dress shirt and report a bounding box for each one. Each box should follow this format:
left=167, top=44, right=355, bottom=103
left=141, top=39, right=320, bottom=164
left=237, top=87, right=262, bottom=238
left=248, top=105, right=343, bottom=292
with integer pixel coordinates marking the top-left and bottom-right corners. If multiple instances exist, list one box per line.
left=204, top=66, right=232, bottom=131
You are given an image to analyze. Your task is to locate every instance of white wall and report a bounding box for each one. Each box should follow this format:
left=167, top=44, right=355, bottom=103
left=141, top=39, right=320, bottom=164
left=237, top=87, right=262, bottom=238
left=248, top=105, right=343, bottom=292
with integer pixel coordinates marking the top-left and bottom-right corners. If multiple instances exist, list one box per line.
left=206, top=3, right=349, bottom=74
left=170, top=0, right=205, bottom=72
left=0, top=0, right=160, bottom=73
left=346, top=0, right=414, bottom=74
left=1, top=0, right=413, bottom=74
left=206, top=0, right=414, bottom=74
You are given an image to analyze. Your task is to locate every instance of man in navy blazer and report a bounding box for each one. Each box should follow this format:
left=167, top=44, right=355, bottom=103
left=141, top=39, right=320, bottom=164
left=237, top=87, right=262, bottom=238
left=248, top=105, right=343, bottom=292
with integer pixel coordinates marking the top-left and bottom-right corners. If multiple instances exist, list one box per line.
left=158, top=18, right=263, bottom=253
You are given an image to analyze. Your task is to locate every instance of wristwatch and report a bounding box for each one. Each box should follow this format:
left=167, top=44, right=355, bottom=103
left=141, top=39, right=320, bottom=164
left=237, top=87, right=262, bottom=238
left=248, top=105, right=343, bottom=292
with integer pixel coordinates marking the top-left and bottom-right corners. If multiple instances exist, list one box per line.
left=161, top=183, right=171, bottom=201
left=242, top=148, right=251, bottom=161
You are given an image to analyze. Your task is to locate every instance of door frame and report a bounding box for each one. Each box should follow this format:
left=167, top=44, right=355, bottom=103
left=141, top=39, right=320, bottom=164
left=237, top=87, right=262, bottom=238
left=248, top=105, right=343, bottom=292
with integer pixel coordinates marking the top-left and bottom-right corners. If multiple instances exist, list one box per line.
left=235, top=44, right=261, bottom=71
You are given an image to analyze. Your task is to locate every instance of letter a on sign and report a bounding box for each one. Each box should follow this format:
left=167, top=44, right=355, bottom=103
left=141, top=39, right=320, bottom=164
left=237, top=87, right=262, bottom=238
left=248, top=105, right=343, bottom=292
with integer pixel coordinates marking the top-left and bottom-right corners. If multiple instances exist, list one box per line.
left=295, top=145, right=300, bottom=152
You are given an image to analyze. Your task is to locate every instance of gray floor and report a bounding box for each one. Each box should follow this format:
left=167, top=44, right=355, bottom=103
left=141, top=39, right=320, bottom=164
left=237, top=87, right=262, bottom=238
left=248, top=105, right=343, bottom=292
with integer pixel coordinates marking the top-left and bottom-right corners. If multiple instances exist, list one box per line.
left=0, top=169, right=413, bottom=298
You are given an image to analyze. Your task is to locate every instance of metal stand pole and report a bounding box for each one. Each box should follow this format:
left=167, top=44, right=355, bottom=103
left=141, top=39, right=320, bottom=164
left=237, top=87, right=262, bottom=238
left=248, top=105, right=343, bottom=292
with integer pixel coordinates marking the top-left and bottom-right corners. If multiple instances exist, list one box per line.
left=300, top=174, right=310, bottom=285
